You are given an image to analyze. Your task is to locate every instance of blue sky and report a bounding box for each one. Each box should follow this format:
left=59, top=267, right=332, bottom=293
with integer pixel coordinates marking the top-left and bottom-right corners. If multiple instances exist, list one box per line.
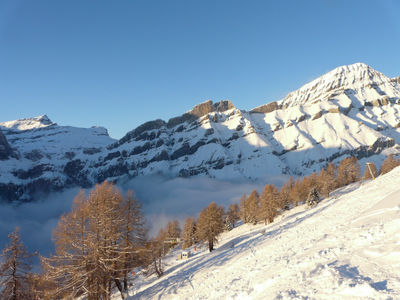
left=1, top=0, right=399, bottom=139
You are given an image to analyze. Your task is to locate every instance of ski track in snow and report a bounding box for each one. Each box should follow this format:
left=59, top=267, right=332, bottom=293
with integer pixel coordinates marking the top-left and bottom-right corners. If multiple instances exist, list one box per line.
left=120, top=167, right=400, bottom=300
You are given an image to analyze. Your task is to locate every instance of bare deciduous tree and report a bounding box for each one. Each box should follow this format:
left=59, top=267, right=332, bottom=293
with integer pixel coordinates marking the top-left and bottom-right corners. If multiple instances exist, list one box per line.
left=380, top=154, right=400, bottom=175
left=42, top=182, right=146, bottom=300
left=0, top=227, right=34, bottom=300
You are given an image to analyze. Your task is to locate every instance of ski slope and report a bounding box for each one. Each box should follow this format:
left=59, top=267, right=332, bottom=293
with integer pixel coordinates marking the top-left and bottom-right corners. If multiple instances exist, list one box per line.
left=124, top=167, right=400, bottom=299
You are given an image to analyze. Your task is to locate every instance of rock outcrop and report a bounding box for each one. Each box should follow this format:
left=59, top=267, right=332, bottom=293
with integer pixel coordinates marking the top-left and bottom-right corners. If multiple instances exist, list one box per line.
left=0, top=129, right=13, bottom=160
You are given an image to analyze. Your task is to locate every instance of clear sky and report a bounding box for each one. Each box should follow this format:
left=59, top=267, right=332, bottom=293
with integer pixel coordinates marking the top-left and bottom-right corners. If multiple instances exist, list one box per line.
left=1, top=0, right=399, bottom=139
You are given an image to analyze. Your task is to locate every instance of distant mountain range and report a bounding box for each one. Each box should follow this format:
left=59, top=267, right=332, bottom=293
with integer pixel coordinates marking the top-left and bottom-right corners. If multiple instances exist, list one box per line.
left=1, top=62, right=400, bottom=202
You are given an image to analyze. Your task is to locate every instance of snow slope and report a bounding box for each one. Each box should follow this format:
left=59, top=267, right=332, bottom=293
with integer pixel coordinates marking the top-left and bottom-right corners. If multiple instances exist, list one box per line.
left=127, top=167, right=400, bottom=299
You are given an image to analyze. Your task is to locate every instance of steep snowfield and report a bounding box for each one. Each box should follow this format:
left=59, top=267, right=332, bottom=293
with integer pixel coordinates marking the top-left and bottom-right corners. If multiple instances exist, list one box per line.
left=126, top=167, right=400, bottom=299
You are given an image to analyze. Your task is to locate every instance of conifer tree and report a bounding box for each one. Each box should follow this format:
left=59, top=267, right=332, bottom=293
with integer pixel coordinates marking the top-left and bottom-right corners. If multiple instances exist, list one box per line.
left=280, top=177, right=294, bottom=210
left=239, top=194, right=249, bottom=223
left=27, top=272, right=55, bottom=300
left=337, top=156, right=361, bottom=187
left=182, top=217, right=197, bottom=249
left=306, top=187, right=320, bottom=207
left=380, top=154, right=400, bottom=175
left=120, top=191, right=147, bottom=293
left=143, top=229, right=165, bottom=278
left=259, top=184, right=280, bottom=224
left=300, top=173, right=318, bottom=202
left=246, top=190, right=260, bottom=224
left=166, top=220, right=182, bottom=241
left=318, top=162, right=337, bottom=197
left=226, top=203, right=240, bottom=229
left=0, top=227, right=34, bottom=300
left=197, top=202, right=224, bottom=252
left=289, top=179, right=303, bottom=206
left=42, top=182, right=146, bottom=300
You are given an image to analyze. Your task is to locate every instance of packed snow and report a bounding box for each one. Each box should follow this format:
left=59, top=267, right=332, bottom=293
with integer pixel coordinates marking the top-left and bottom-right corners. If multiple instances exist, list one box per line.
left=121, top=166, right=400, bottom=299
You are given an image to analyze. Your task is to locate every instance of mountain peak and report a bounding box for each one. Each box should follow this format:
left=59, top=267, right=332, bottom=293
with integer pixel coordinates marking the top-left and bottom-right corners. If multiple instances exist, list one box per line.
left=35, top=114, right=53, bottom=125
left=279, top=62, right=392, bottom=108
left=187, top=100, right=235, bottom=117
left=0, top=115, right=56, bottom=131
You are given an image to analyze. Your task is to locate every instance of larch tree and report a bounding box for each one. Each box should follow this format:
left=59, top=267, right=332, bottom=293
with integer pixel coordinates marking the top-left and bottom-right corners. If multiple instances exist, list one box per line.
left=197, top=202, right=224, bottom=252
left=318, top=162, right=338, bottom=197
left=259, top=184, right=280, bottom=224
left=289, top=179, right=303, bottom=206
left=380, top=154, right=400, bottom=175
left=182, top=217, right=197, bottom=249
left=27, top=272, right=55, bottom=300
left=119, top=191, right=147, bottom=294
left=143, top=229, right=166, bottom=278
left=297, top=178, right=310, bottom=204
left=243, top=190, right=260, bottom=224
left=40, top=190, right=89, bottom=299
left=166, top=220, right=182, bottom=241
left=42, top=182, right=146, bottom=300
left=337, top=156, right=361, bottom=187
left=239, top=194, right=249, bottom=223
left=0, top=227, right=34, bottom=300
left=226, top=203, right=240, bottom=229
left=300, top=172, right=318, bottom=201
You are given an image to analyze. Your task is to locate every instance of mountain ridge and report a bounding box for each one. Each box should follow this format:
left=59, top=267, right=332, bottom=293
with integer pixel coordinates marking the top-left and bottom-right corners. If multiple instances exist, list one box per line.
left=1, top=62, right=400, bottom=202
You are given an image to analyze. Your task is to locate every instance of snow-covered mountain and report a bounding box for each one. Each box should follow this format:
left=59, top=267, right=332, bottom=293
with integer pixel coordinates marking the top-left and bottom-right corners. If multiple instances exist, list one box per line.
left=2, top=62, right=400, bottom=202
left=0, top=116, right=115, bottom=202
left=126, top=164, right=400, bottom=299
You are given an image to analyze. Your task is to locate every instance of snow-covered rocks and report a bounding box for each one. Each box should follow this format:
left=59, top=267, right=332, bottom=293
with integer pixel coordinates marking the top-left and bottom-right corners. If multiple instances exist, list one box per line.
left=1, top=63, right=400, bottom=202
left=0, top=129, right=13, bottom=160
left=0, top=114, right=55, bottom=132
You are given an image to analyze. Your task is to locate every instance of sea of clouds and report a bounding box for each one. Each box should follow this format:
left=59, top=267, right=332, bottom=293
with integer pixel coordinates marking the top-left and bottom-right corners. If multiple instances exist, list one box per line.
left=0, top=174, right=288, bottom=258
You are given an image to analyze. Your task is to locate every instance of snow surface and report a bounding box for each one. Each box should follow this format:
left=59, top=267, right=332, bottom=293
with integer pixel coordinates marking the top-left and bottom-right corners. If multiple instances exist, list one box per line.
left=121, top=166, right=400, bottom=299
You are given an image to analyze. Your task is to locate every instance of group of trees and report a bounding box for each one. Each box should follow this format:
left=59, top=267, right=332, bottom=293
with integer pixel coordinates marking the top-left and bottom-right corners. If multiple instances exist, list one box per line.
left=1, top=154, right=399, bottom=299
left=237, top=154, right=399, bottom=227
left=155, top=202, right=228, bottom=254
left=152, top=202, right=240, bottom=256
left=239, top=156, right=361, bottom=226
left=378, top=153, right=400, bottom=175
left=0, top=182, right=147, bottom=299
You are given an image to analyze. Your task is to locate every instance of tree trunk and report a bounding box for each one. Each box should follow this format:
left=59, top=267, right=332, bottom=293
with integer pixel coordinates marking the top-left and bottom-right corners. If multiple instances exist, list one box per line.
left=12, top=257, right=17, bottom=300
left=114, top=279, right=126, bottom=299
left=123, top=274, right=128, bottom=291
left=208, top=239, right=214, bottom=252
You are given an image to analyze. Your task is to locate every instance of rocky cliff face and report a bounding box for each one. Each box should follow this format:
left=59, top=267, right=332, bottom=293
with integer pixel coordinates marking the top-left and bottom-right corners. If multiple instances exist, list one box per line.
left=0, top=129, right=13, bottom=160
left=1, top=63, right=400, bottom=203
